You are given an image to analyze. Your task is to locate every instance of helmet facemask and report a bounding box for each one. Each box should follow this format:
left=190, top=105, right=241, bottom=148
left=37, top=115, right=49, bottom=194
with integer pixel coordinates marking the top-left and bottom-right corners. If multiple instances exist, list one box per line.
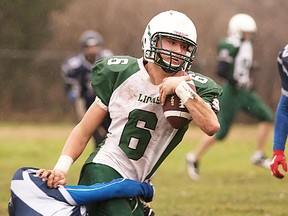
left=145, top=32, right=197, bottom=73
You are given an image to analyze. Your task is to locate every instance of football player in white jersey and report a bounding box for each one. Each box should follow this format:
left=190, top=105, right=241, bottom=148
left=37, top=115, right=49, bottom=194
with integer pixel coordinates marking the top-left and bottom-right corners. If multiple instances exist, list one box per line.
left=186, top=13, right=274, bottom=181
left=37, top=10, right=222, bottom=216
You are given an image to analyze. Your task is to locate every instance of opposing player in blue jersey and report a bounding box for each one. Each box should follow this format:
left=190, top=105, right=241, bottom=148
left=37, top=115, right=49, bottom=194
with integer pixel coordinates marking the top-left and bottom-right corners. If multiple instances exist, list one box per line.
left=61, top=30, right=113, bottom=147
left=8, top=167, right=154, bottom=216
left=37, top=10, right=222, bottom=216
left=270, top=44, right=288, bottom=179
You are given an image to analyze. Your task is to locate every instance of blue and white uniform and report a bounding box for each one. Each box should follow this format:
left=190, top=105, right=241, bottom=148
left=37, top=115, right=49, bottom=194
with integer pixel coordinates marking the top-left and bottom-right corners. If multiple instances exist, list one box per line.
left=9, top=167, right=154, bottom=216
left=273, top=44, right=288, bottom=151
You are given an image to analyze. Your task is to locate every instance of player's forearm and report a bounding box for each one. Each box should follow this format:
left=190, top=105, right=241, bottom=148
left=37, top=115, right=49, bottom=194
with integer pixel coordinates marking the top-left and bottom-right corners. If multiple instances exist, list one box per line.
left=58, top=102, right=107, bottom=170
left=185, top=96, right=220, bottom=136
left=61, top=124, right=90, bottom=161
left=173, top=80, right=220, bottom=135
left=52, top=125, right=89, bottom=175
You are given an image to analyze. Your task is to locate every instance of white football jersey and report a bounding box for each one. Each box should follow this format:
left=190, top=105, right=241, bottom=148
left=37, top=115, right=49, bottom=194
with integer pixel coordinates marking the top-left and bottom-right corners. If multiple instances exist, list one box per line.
left=86, top=56, right=222, bottom=182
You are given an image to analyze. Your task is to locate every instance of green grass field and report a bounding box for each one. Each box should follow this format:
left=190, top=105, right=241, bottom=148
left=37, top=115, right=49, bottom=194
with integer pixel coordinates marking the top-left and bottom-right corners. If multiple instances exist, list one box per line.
left=0, top=123, right=286, bottom=216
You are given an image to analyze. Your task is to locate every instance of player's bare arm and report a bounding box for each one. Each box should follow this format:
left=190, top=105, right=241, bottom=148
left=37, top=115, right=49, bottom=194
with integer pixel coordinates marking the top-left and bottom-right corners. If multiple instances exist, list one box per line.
left=184, top=94, right=220, bottom=136
left=159, top=76, right=220, bottom=136
left=61, top=101, right=107, bottom=159
left=36, top=101, right=107, bottom=188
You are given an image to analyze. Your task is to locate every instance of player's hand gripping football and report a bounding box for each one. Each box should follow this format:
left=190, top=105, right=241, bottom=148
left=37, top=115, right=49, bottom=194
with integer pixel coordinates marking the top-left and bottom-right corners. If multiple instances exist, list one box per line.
left=35, top=168, right=67, bottom=188
left=159, top=74, right=191, bottom=105
left=270, top=150, right=288, bottom=179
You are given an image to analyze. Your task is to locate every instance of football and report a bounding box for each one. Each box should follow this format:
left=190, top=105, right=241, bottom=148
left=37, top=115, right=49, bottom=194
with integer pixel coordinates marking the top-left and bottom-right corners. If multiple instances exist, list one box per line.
left=162, top=71, right=196, bottom=129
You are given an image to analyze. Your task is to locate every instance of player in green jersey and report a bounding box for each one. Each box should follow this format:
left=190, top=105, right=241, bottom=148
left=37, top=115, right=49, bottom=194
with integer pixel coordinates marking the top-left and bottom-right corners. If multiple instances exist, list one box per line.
left=37, top=10, right=222, bottom=216
left=186, top=13, right=274, bottom=181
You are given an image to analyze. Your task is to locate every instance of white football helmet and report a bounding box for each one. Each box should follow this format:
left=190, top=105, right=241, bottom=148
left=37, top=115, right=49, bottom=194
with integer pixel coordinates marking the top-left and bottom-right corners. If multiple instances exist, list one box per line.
left=142, top=10, right=197, bottom=73
left=227, top=13, right=257, bottom=39
left=79, top=30, right=104, bottom=48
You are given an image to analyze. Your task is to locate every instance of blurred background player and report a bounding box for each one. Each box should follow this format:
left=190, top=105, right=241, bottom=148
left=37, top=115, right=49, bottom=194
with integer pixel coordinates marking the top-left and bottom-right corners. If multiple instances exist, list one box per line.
left=61, top=30, right=113, bottom=148
left=270, top=44, right=288, bottom=179
left=186, top=13, right=274, bottom=181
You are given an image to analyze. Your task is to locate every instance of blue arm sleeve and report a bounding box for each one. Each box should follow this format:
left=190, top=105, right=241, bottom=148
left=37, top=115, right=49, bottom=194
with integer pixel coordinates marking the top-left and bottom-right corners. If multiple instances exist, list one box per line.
left=64, top=178, right=154, bottom=206
left=273, top=94, right=288, bottom=151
